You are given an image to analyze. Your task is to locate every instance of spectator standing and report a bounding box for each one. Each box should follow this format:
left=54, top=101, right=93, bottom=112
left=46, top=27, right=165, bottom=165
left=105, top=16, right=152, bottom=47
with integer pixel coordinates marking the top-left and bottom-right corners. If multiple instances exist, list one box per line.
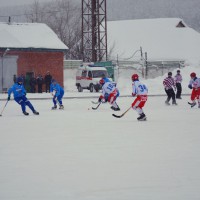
left=13, top=74, right=17, bottom=83
left=37, top=74, right=44, bottom=93
left=174, top=69, right=182, bottom=99
left=44, top=71, right=52, bottom=93
left=163, top=72, right=177, bottom=105
left=30, top=74, right=37, bottom=93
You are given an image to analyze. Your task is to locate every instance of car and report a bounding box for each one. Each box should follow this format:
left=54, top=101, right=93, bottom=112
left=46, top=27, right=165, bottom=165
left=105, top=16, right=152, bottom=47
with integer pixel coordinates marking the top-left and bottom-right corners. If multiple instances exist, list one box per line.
left=76, top=64, right=112, bottom=92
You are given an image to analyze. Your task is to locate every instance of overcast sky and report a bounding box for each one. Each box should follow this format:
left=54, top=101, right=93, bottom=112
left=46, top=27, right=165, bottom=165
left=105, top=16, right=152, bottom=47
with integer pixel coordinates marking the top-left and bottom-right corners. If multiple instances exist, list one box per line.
left=0, top=0, right=52, bottom=7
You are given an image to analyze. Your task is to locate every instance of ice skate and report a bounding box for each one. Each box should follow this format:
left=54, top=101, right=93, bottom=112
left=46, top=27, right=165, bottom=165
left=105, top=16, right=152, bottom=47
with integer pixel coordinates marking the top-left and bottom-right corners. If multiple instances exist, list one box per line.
left=111, top=106, right=120, bottom=111
left=137, top=113, right=147, bottom=121
left=59, top=105, right=64, bottom=110
left=110, top=106, right=114, bottom=110
left=172, top=101, right=178, bottom=105
left=23, top=111, right=29, bottom=116
left=189, top=102, right=196, bottom=108
left=33, top=110, right=39, bottom=115
left=51, top=105, right=57, bottom=110
left=165, top=101, right=170, bottom=105
left=114, top=107, right=120, bottom=111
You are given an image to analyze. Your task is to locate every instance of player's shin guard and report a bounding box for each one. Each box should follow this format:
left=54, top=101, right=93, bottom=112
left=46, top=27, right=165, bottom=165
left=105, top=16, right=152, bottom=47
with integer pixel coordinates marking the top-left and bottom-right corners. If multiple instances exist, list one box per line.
left=136, top=107, right=143, bottom=115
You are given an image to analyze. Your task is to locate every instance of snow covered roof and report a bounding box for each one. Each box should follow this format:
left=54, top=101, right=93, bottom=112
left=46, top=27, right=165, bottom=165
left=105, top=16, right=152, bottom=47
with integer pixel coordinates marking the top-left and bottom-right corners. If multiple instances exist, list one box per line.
left=107, top=18, right=200, bottom=62
left=0, top=22, right=68, bottom=50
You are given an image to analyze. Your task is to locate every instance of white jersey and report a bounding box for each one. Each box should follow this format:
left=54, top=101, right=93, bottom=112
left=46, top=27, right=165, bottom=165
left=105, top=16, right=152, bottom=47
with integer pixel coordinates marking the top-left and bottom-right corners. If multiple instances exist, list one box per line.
left=189, top=77, right=200, bottom=89
left=132, top=80, right=148, bottom=95
left=102, top=82, right=117, bottom=96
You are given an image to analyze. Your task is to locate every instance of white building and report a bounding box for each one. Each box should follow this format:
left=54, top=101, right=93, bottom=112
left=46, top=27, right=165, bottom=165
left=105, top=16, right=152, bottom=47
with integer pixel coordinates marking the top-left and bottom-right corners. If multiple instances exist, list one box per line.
left=107, top=18, right=200, bottom=63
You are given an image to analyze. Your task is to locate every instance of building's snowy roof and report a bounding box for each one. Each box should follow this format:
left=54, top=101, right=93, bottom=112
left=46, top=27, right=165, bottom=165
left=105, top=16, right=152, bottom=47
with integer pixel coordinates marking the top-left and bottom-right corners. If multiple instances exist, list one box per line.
left=0, top=22, right=68, bottom=50
left=107, top=18, right=200, bottom=62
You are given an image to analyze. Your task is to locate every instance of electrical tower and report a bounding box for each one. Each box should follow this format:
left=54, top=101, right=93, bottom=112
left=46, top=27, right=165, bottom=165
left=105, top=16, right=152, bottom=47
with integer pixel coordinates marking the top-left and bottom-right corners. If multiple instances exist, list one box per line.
left=82, top=0, right=107, bottom=62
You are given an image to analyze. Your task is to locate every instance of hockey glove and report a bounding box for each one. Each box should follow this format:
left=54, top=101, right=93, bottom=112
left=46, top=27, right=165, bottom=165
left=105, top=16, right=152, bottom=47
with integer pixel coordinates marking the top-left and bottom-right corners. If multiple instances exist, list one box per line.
left=132, top=93, right=136, bottom=97
left=188, top=84, right=192, bottom=89
left=98, top=95, right=104, bottom=102
left=7, top=96, right=10, bottom=101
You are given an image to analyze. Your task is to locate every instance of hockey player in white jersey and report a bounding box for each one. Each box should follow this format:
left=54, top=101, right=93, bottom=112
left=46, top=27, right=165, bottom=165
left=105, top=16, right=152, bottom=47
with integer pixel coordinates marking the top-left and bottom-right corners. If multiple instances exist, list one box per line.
left=131, top=74, right=148, bottom=121
left=188, top=72, right=200, bottom=108
left=98, top=79, right=120, bottom=111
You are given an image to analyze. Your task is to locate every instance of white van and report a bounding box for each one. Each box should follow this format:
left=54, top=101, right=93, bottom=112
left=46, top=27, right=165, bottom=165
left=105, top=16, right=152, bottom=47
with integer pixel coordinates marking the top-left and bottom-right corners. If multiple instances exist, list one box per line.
left=76, top=64, right=111, bottom=92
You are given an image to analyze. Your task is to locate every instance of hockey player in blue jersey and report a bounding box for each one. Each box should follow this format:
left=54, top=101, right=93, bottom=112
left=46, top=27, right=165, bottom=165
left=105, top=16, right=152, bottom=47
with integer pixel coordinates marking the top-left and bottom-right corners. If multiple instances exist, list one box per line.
left=50, top=79, right=64, bottom=109
left=7, top=77, right=39, bottom=116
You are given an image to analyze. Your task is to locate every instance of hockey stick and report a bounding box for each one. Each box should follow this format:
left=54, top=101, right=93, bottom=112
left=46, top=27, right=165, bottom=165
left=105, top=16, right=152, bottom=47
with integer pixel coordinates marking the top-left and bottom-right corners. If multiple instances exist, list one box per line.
left=0, top=100, right=9, bottom=117
left=91, top=100, right=99, bottom=104
left=92, top=102, right=101, bottom=110
left=188, top=102, right=196, bottom=107
left=112, top=106, right=132, bottom=118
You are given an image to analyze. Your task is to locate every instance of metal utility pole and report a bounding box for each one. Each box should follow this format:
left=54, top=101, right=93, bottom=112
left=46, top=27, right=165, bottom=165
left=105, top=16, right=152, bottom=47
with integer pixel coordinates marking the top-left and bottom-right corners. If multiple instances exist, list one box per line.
left=82, top=0, right=107, bottom=62
left=1, top=48, right=10, bottom=93
left=145, top=52, right=148, bottom=79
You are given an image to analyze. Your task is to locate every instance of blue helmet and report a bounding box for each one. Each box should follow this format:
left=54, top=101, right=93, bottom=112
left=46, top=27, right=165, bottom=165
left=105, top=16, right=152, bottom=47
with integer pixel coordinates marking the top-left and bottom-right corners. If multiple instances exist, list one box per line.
left=17, top=77, right=23, bottom=83
left=103, top=77, right=111, bottom=83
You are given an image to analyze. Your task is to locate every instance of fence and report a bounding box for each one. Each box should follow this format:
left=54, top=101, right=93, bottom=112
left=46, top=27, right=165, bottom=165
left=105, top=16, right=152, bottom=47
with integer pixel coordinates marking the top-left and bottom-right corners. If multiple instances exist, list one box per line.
left=64, top=59, right=185, bottom=81
left=115, top=60, right=185, bottom=79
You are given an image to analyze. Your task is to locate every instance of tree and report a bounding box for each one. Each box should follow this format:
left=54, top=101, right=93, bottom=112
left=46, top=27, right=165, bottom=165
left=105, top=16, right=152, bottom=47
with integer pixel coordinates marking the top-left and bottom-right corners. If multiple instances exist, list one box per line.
left=25, top=0, right=82, bottom=59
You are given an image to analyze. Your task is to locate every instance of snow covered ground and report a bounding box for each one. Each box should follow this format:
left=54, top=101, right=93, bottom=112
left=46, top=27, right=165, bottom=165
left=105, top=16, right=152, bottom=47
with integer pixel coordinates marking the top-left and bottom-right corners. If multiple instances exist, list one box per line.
left=0, top=63, right=200, bottom=200
left=0, top=94, right=200, bottom=200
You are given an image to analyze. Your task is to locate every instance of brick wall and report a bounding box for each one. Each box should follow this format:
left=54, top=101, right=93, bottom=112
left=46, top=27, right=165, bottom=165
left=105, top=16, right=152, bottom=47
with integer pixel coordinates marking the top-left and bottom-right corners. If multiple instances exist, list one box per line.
left=11, top=51, right=64, bottom=92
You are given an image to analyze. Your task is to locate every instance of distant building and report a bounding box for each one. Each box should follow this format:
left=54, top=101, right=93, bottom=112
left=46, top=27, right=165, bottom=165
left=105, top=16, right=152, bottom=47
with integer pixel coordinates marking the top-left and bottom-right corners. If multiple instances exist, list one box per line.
left=0, top=22, right=68, bottom=92
left=107, top=18, right=200, bottom=62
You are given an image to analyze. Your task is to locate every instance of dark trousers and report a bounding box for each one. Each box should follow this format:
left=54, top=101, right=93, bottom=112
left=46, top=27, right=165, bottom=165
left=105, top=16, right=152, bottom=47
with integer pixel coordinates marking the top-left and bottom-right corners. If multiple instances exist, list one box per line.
left=165, top=88, right=176, bottom=103
left=176, top=83, right=182, bottom=98
left=38, top=85, right=43, bottom=93
left=30, top=86, right=36, bottom=93
left=46, top=83, right=50, bottom=93
left=15, top=96, right=35, bottom=113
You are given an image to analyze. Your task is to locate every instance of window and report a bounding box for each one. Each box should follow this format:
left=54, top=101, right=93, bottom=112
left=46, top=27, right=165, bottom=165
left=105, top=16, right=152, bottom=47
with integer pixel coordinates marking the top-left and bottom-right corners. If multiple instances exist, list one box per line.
left=92, top=70, right=108, bottom=78
left=82, top=70, right=87, bottom=77
left=88, top=71, right=92, bottom=78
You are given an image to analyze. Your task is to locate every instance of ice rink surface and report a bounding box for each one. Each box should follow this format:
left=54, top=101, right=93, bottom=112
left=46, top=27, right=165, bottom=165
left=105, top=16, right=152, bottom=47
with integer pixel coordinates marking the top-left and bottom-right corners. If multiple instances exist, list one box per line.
left=0, top=96, right=200, bottom=200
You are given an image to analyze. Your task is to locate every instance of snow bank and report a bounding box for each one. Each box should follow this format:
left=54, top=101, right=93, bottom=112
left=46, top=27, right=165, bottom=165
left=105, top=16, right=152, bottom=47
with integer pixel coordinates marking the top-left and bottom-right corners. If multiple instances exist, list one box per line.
left=64, top=63, right=200, bottom=96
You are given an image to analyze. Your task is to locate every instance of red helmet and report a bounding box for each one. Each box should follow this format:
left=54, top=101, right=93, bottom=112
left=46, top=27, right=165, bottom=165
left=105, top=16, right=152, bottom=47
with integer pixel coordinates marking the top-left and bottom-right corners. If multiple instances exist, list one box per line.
left=190, top=72, right=196, bottom=78
left=99, top=79, right=105, bottom=85
left=132, top=74, right=139, bottom=81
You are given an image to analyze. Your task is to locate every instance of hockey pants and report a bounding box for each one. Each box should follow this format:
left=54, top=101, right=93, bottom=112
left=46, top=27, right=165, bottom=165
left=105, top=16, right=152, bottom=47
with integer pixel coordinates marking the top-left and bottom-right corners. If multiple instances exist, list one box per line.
left=15, top=96, right=35, bottom=113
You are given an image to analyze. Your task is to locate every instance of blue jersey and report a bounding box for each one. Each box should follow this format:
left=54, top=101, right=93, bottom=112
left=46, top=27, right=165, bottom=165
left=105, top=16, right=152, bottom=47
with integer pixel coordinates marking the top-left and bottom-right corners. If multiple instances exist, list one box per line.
left=8, top=83, right=26, bottom=98
left=50, top=83, right=64, bottom=97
